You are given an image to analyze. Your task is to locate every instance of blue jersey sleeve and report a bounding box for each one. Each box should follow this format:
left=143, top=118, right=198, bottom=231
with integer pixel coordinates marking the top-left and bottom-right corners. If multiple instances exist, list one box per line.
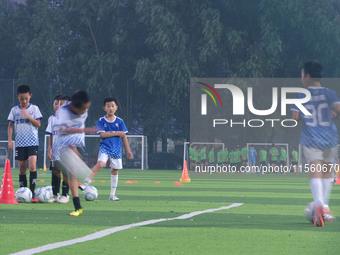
left=97, top=118, right=105, bottom=133
left=120, top=119, right=128, bottom=133
left=326, top=88, right=340, bottom=106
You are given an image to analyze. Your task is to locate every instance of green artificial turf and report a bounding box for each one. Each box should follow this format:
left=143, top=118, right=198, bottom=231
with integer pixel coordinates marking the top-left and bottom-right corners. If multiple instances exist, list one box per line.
left=0, top=169, right=339, bottom=254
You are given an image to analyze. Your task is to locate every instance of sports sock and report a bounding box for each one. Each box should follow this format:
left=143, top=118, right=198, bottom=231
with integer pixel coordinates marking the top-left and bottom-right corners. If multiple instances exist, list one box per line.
left=19, top=174, right=27, bottom=187
left=310, top=178, right=323, bottom=206
left=110, top=174, right=118, bottom=196
left=83, top=177, right=92, bottom=186
left=51, top=174, right=61, bottom=196
left=73, top=197, right=82, bottom=210
left=322, top=178, right=332, bottom=206
left=29, top=171, right=37, bottom=195
left=62, top=181, right=69, bottom=196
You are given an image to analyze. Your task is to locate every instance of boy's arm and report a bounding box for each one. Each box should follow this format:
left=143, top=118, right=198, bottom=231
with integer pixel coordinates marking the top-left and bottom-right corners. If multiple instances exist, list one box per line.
left=292, top=111, right=300, bottom=121
left=21, top=108, right=41, bottom=127
left=7, top=122, right=14, bottom=151
left=100, top=131, right=126, bottom=138
left=62, top=127, right=97, bottom=134
left=122, top=135, right=133, bottom=159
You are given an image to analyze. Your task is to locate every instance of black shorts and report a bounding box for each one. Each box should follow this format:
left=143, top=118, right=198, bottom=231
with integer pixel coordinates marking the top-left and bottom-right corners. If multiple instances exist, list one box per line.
left=15, top=146, right=38, bottom=161
left=270, top=159, right=278, bottom=165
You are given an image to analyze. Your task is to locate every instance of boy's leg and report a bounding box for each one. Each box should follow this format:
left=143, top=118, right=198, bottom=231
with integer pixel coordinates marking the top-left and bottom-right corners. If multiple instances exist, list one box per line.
left=64, top=175, right=82, bottom=216
left=18, top=160, right=27, bottom=187
left=28, top=155, right=38, bottom=200
left=51, top=166, right=61, bottom=197
left=80, top=161, right=106, bottom=190
left=110, top=169, right=119, bottom=201
left=322, top=164, right=335, bottom=221
left=309, top=161, right=325, bottom=227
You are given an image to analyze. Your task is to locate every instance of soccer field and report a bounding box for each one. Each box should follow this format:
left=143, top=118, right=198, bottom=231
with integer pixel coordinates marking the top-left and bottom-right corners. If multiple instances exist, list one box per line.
left=1, top=169, right=339, bottom=255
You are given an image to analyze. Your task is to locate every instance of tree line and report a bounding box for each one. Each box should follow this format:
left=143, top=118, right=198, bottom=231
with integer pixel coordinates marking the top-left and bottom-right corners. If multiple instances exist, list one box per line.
left=1, top=0, right=340, bottom=151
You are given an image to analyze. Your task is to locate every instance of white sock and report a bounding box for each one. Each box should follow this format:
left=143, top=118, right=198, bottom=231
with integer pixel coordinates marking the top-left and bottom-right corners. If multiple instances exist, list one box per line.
left=322, top=178, right=332, bottom=206
left=83, top=177, right=91, bottom=186
left=111, top=174, right=118, bottom=196
left=310, top=178, right=323, bottom=206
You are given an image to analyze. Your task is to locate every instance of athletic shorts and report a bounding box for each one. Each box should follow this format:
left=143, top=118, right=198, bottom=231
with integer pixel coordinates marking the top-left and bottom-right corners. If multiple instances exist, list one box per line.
left=270, top=159, right=278, bottom=165
left=15, top=146, right=38, bottom=161
left=98, top=152, right=122, bottom=169
left=249, top=157, right=256, bottom=165
left=302, top=146, right=338, bottom=164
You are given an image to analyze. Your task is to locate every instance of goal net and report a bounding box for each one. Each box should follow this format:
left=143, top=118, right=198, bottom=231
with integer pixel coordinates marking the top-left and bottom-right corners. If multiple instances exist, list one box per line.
left=246, top=143, right=290, bottom=171
left=44, top=135, right=148, bottom=170
left=0, top=140, right=16, bottom=168
left=183, top=142, right=224, bottom=172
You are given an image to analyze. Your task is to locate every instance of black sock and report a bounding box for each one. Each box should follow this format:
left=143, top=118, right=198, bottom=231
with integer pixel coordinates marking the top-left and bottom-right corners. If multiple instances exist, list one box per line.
left=29, top=171, right=37, bottom=195
left=19, top=174, right=27, bottom=187
left=73, top=197, right=82, bottom=210
left=62, top=181, right=69, bottom=196
left=51, top=174, right=61, bottom=196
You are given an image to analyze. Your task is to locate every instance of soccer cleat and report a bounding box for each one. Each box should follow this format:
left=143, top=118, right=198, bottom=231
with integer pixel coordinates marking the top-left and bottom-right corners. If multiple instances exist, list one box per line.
left=70, top=208, right=83, bottom=216
left=52, top=195, right=59, bottom=202
left=109, top=195, right=120, bottom=201
left=58, top=195, right=69, bottom=204
left=323, top=206, right=336, bottom=221
left=313, top=206, right=325, bottom=227
left=31, top=194, right=38, bottom=203
left=31, top=198, right=39, bottom=203
left=78, top=185, right=85, bottom=191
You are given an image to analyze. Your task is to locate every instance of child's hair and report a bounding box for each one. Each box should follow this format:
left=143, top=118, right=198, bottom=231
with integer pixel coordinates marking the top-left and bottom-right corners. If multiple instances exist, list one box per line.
left=103, top=97, right=118, bottom=106
left=303, top=60, right=322, bottom=81
left=17, top=84, right=31, bottom=95
left=60, top=95, right=71, bottom=101
left=71, top=90, right=90, bottom=108
left=54, top=94, right=63, bottom=101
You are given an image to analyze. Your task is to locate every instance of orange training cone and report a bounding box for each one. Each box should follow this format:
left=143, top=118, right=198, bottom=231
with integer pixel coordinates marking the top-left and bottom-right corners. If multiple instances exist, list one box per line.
left=43, top=164, right=47, bottom=171
left=0, top=159, right=18, bottom=204
left=180, top=160, right=191, bottom=183
left=335, top=167, right=340, bottom=185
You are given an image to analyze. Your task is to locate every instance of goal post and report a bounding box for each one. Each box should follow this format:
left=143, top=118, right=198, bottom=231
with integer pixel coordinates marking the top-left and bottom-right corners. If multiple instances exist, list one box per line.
left=184, top=142, right=225, bottom=171
left=44, top=134, right=148, bottom=170
left=0, top=140, right=16, bottom=169
left=246, top=143, right=289, bottom=168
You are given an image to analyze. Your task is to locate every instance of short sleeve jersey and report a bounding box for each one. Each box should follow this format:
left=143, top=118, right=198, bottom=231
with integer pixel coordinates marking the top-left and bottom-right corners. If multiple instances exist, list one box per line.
left=97, top=116, right=128, bottom=159
left=280, top=149, right=287, bottom=161
left=292, top=150, right=298, bottom=162
left=248, top=148, right=257, bottom=159
left=269, top=148, right=278, bottom=160
left=200, top=148, right=207, bottom=160
left=291, top=87, right=340, bottom=148
left=52, top=102, right=87, bottom=160
left=259, top=150, right=267, bottom=162
left=7, top=104, right=42, bottom=147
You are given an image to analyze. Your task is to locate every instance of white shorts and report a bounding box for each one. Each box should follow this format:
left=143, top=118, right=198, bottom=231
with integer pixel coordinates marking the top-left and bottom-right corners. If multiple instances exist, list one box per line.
left=98, top=152, right=122, bottom=169
left=302, top=146, right=338, bottom=164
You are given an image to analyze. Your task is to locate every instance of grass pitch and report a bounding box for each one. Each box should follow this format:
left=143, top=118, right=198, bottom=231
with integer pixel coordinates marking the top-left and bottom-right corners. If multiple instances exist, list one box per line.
left=0, top=169, right=339, bottom=254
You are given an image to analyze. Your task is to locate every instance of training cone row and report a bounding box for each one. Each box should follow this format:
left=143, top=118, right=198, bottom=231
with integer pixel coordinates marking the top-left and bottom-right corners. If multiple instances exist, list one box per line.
left=180, top=160, right=191, bottom=183
left=0, top=159, right=18, bottom=204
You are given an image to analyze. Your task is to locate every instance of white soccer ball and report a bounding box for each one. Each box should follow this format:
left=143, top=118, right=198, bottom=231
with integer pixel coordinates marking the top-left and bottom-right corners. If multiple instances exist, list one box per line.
left=44, top=186, right=54, bottom=203
left=36, top=187, right=52, bottom=202
left=83, top=186, right=98, bottom=201
left=305, top=202, right=315, bottom=223
left=15, top=187, right=32, bottom=203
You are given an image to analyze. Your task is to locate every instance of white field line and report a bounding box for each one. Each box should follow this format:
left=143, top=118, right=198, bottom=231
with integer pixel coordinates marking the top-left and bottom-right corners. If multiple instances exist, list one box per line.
left=11, top=203, right=243, bottom=255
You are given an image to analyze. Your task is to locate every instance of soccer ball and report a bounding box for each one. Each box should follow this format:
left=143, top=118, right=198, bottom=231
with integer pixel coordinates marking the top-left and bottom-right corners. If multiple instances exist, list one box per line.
left=305, top=202, right=315, bottom=223
left=44, top=186, right=54, bottom=203
left=83, top=186, right=98, bottom=201
left=36, top=187, right=52, bottom=202
left=15, top=187, right=32, bottom=203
